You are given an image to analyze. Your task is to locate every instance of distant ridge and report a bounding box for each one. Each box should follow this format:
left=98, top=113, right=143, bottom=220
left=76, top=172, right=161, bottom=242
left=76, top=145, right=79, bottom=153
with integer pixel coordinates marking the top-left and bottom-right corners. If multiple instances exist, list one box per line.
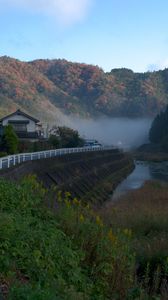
left=0, top=55, right=167, bottom=121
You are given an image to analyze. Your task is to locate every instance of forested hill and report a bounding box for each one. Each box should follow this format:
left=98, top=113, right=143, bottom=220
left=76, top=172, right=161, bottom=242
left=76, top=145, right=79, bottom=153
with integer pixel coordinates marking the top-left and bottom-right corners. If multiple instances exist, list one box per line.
left=0, top=55, right=168, bottom=121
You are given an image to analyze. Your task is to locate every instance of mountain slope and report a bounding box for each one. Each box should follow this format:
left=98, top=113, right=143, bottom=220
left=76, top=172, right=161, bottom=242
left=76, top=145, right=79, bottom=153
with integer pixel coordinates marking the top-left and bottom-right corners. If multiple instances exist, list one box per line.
left=0, top=56, right=168, bottom=121
left=0, top=56, right=76, bottom=122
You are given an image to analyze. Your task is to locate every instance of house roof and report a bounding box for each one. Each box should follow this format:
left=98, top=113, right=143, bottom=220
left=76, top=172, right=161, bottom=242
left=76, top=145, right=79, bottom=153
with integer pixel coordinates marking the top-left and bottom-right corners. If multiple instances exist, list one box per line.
left=0, top=109, right=40, bottom=123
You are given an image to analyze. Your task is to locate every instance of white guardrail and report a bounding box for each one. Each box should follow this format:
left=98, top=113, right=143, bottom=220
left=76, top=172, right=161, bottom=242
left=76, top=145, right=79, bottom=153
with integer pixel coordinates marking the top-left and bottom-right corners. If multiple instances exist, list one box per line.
left=0, top=146, right=114, bottom=170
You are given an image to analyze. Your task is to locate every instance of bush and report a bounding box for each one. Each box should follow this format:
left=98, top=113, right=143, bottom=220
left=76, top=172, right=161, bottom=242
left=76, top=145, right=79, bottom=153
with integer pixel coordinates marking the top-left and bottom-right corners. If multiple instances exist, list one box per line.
left=18, top=140, right=54, bottom=153
left=0, top=151, right=8, bottom=157
left=48, top=135, right=60, bottom=148
left=1, top=125, right=19, bottom=154
left=57, top=126, right=84, bottom=148
left=55, top=194, right=135, bottom=299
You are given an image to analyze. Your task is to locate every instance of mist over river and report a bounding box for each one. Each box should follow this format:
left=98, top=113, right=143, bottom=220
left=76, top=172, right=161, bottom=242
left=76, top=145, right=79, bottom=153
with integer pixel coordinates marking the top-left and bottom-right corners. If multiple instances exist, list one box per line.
left=68, top=117, right=153, bottom=149
left=67, top=116, right=168, bottom=200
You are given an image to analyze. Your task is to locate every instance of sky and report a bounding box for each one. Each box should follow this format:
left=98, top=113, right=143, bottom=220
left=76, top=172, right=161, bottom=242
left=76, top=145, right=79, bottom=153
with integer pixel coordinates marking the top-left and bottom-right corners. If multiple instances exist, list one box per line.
left=0, top=0, right=168, bottom=72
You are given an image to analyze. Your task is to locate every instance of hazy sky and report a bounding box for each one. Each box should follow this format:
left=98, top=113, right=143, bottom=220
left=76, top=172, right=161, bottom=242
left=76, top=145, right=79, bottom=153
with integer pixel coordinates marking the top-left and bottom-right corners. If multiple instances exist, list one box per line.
left=1, top=0, right=168, bottom=72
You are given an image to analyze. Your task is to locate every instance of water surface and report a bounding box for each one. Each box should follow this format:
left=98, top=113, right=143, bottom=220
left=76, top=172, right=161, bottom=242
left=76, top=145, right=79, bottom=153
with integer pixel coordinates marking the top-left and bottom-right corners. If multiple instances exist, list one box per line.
left=113, top=161, right=168, bottom=200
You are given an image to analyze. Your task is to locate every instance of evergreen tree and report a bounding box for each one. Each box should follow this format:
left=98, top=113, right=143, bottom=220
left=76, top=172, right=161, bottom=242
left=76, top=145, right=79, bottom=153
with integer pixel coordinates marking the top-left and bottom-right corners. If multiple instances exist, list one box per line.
left=1, top=125, right=19, bottom=154
left=149, top=105, right=168, bottom=146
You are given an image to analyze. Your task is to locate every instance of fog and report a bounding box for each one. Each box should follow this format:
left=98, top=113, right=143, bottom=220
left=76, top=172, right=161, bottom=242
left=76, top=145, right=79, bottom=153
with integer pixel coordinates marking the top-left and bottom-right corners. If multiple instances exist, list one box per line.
left=67, top=117, right=153, bottom=150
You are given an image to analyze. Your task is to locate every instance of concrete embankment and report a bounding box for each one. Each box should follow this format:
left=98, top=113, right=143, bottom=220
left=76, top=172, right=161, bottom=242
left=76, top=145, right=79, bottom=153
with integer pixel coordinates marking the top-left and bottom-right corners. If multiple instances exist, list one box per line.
left=0, top=149, right=134, bottom=204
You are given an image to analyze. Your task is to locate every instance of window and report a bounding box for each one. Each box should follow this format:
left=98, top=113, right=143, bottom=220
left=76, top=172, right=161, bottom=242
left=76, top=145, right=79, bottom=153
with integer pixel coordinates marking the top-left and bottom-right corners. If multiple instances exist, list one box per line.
left=12, top=123, right=27, bottom=132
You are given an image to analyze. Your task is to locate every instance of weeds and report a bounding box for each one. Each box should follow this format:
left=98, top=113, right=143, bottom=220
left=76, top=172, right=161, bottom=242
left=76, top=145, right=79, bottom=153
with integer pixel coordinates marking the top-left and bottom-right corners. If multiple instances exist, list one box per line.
left=100, top=180, right=168, bottom=299
left=0, top=176, right=134, bottom=299
left=1, top=176, right=168, bottom=299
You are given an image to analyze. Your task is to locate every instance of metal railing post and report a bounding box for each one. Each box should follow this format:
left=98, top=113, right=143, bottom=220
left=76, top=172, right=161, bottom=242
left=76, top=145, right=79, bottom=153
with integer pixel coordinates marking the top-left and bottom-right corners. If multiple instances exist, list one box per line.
left=0, top=159, right=2, bottom=169
left=7, top=157, right=10, bottom=168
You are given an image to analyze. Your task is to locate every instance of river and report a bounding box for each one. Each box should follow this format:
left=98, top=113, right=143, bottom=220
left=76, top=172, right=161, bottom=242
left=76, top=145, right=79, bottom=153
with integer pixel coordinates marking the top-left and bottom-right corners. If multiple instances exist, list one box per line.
left=112, top=160, right=168, bottom=200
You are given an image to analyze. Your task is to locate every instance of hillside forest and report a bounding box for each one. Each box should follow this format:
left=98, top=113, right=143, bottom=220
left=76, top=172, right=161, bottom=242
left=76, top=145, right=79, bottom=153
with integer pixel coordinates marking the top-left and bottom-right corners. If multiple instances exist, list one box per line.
left=0, top=56, right=168, bottom=122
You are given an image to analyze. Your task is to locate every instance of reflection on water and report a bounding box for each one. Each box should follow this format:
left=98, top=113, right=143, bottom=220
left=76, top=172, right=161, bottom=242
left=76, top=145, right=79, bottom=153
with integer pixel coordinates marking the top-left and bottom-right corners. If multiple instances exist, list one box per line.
left=113, top=161, right=168, bottom=200
left=149, top=161, right=168, bottom=182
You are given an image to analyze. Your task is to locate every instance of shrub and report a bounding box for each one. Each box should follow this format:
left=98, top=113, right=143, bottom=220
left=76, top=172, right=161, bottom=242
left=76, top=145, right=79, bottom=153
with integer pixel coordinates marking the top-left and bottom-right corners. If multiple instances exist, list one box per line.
left=48, top=135, right=60, bottom=148
left=52, top=192, right=135, bottom=299
left=0, top=151, right=7, bottom=157
left=18, top=140, right=53, bottom=153
left=1, top=125, right=19, bottom=154
left=57, top=126, right=84, bottom=148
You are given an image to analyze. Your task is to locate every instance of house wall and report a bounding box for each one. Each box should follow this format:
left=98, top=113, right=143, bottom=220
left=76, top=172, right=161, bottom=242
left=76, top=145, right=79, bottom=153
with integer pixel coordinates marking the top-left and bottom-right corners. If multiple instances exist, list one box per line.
left=2, top=114, right=36, bottom=132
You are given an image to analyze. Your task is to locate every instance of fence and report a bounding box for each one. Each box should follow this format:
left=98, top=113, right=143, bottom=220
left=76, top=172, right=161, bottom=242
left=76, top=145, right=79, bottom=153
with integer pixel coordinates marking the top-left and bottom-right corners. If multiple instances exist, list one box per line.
left=0, top=146, right=114, bottom=170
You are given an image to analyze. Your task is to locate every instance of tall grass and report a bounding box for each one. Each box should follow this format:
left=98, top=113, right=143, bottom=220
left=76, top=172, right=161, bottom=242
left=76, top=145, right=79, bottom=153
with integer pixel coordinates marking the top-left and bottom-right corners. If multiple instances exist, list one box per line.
left=99, top=180, right=168, bottom=299
left=0, top=176, right=135, bottom=300
left=1, top=176, right=168, bottom=299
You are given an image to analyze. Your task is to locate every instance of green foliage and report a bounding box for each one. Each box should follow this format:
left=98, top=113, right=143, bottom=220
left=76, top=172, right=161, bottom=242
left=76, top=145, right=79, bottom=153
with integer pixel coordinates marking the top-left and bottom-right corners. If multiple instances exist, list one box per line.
left=100, top=181, right=168, bottom=299
left=160, top=134, right=168, bottom=151
left=48, top=135, right=60, bottom=148
left=1, top=124, right=19, bottom=154
left=17, top=126, right=84, bottom=154
left=55, top=195, right=135, bottom=299
left=0, top=176, right=135, bottom=299
left=18, top=140, right=54, bottom=153
left=0, top=151, right=8, bottom=157
left=149, top=106, right=168, bottom=149
left=57, top=126, right=84, bottom=148
left=1, top=176, right=168, bottom=299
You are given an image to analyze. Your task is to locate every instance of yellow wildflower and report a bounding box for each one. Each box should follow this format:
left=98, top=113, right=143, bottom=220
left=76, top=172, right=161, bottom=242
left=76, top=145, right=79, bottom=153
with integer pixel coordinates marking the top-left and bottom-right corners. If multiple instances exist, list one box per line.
left=73, top=198, right=80, bottom=205
left=41, top=188, right=46, bottom=196
left=123, top=228, right=132, bottom=238
left=65, top=199, right=71, bottom=208
left=57, top=190, right=62, bottom=202
left=57, top=190, right=62, bottom=197
left=108, top=229, right=116, bottom=243
left=96, top=215, right=103, bottom=227
left=52, top=185, right=58, bottom=192
left=79, top=214, right=84, bottom=222
left=65, top=191, right=71, bottom=198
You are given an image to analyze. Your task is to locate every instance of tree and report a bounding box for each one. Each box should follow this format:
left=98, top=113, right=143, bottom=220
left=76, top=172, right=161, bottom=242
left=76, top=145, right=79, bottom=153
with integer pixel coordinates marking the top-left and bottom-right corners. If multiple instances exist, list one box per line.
left=48, top=135, right=60, bottom=148
left=149, top=105, right=168, bottom=147
left=1, top=125, right=19, bottom=154
left=57, top=126, right=84, bottom=148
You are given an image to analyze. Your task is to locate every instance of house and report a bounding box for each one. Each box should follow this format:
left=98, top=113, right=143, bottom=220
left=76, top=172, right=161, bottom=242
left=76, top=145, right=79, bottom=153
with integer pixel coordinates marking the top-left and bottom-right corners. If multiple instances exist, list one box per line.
left=0, top=109, right=43, bottom=141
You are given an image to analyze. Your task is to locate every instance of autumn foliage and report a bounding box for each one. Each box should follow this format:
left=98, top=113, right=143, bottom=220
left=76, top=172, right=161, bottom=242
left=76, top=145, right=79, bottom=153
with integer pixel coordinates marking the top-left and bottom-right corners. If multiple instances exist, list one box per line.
left=0, top=56, right=168, bottom=120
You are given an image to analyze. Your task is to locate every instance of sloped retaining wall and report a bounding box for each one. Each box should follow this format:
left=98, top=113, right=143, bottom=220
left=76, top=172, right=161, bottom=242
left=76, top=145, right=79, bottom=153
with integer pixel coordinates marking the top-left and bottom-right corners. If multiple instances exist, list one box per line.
left=0, top=149, right=134, bottom=204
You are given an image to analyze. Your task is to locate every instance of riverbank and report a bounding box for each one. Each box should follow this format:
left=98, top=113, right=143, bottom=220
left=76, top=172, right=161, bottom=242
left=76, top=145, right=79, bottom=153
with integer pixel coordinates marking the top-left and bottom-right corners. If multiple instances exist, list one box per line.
left=134, top=143, right=168, bottom=162
left=99, top=180, right=168, bottom=299
left=112, top=160, right=168, bottom=200
left=1, top=152, right=168, bottom=299
left=0, top=176, right=137, bottom=300
left=0, top=149, right=134, bottom=205
left=1, top=175, right=168, bottom=299
left=134, top=151, right=168, bottom=162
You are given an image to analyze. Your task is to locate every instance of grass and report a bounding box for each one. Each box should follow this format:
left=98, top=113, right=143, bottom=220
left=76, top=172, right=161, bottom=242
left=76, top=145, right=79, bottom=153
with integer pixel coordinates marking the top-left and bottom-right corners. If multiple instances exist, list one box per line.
left=99, top=180, right=168, bottom=299
left=0, top=176, right=135, bottom=300
left=1, top=175, right=168, bottom=299
left=134, top=151, right=168, bottom=162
